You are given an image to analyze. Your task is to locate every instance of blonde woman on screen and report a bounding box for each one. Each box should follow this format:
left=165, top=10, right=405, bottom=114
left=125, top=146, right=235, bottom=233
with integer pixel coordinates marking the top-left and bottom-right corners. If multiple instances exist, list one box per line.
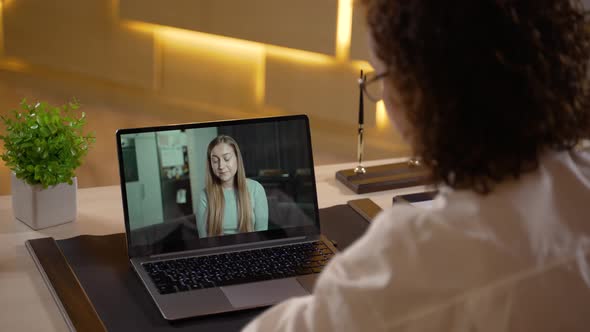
left=197, top=135, right=268, bottom=238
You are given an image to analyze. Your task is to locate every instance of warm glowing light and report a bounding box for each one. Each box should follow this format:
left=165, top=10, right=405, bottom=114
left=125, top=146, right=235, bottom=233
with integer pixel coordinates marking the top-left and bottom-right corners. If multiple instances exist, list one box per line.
left=0, top=0, right=4, bottom=57
left=336, top=0, right=353, bottom=61
left=0, top=57, right=30, bottom=71
left=265, top=45, right=334, bottom=66
left=123, top=18, right=371, bottom=106
left=157, top=25, right=265, bottom=99
left=255, top=55, right=266, bottom=106
left=125, top=20, right=336, bottom=66
left=376, top=100, right=389, bottom=129
left=351, top=60, right=373, bottom=73
left=157, top=26, right=263, bottom=56
left=124, top=21, right=156, bottom=34
left=127, top=22, right=267, bottom=109
left=110, top=0, right=120, bottom=21
left=125, top=22, right=162, bottom=90
left=152, top=34, right=162, bottom=90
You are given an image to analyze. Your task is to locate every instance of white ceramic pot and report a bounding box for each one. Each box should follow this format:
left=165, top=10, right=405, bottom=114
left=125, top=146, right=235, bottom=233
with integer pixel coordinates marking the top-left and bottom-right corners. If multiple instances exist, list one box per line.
left=10, top=172, right=77, bottom=230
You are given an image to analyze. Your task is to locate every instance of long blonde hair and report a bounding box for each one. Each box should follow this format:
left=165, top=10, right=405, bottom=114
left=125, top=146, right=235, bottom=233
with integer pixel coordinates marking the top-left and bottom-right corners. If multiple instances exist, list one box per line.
left=205, top=135, right=253, bottom=236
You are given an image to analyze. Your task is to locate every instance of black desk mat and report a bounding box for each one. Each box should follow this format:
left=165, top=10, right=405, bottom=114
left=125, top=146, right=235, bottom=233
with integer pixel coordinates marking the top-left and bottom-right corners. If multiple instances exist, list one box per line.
left=54, top=204, right=371, bottom=331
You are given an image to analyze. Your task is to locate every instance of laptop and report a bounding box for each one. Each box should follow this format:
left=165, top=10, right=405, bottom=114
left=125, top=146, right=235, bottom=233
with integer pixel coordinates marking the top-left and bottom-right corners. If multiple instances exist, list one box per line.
left=116, top=114, right=337, bottom=320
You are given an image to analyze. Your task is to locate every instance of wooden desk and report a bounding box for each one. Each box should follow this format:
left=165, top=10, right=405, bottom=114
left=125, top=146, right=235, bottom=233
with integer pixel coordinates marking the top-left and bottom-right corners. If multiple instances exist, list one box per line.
left=0, top=158, right=427, bottom=331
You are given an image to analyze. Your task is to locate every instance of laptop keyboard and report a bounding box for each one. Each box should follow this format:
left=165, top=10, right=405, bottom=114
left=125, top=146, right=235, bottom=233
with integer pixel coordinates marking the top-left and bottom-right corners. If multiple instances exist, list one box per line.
left=143, top=241, right=335, bottom=295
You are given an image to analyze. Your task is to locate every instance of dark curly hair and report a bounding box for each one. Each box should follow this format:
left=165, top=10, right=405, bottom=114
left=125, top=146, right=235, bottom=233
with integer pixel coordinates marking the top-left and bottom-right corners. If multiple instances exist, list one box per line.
left=363, top=0, right=590, bottom=193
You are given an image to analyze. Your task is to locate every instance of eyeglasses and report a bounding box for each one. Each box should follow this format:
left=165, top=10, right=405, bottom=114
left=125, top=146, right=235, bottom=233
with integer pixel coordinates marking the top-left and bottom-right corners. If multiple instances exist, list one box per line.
left=358, top=71, right=388, bottom=103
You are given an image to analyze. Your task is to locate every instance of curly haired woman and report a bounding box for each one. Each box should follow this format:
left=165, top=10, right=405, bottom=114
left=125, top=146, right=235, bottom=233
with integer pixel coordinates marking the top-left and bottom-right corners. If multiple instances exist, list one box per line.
left=245, top=0, right=590, bottom=331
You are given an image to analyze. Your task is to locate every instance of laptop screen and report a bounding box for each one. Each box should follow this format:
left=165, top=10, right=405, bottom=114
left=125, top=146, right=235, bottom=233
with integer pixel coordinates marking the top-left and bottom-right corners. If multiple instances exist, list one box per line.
left=116, top=115, right=320, bottom=257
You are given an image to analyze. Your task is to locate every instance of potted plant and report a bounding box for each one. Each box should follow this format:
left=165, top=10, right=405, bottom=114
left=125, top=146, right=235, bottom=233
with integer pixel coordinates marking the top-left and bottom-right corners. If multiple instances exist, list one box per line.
left=0, top=99, right=95, bottom=229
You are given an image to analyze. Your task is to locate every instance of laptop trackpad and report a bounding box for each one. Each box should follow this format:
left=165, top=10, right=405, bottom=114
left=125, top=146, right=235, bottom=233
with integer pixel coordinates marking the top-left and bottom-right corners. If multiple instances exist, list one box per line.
left=221, top=278, right=309, bottom=309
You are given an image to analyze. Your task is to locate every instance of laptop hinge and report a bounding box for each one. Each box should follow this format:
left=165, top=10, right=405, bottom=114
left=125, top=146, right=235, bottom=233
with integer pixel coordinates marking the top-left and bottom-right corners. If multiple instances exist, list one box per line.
left=148, top=235, right=316, bottom=260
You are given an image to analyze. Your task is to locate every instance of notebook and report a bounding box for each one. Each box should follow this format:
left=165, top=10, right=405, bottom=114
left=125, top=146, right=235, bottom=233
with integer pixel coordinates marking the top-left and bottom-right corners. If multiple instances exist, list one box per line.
left=116, top=114, right=337, bottom=320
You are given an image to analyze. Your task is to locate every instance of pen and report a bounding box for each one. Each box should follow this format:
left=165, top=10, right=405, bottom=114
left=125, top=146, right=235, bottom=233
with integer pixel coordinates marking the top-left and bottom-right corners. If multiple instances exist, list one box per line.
left=359, top=71, right=364, bottom=126
left=355, top=70, right=366, bottom=174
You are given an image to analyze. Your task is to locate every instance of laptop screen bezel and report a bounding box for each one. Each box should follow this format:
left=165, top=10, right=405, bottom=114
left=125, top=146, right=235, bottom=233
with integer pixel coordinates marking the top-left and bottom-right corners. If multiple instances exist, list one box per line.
left=116, top=114, right=321, bottom=258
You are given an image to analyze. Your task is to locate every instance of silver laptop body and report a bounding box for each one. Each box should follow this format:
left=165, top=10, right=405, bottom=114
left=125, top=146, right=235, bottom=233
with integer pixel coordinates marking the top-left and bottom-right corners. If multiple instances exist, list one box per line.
left=116, top=115, right=336, bottom=320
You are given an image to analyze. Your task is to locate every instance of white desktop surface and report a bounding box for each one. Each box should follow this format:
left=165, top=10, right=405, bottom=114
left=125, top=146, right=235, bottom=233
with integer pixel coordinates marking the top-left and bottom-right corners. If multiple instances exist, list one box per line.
left=0, top=158, right=428, bottom=331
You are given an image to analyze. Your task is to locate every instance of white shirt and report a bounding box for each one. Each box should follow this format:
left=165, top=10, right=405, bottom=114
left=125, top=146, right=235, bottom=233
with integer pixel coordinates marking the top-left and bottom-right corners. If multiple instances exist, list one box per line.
left=243, top=149, right=590, bottom=331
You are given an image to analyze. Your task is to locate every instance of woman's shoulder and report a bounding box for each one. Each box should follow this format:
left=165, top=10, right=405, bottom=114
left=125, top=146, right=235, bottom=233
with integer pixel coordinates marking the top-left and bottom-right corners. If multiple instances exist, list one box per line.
left=361, top=196, right=519, bottom=274
left=370, top=203, right=444, bottom=238
left=368, top=192, right=491, bottom=251
left=341, top=201, right=507, bottom=284
left=199, top=188, right=208, bottom=202
left=245, top=178, right=264, bottom=191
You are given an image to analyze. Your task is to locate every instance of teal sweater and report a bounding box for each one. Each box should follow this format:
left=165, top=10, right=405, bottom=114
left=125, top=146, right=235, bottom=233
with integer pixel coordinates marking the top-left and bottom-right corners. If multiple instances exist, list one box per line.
left=197, top=179, right=268, bottom=238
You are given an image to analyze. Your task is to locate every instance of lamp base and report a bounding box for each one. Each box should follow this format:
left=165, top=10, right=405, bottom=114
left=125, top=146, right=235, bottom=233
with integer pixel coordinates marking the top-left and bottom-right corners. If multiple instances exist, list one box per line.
left=336, top=161, right=430, bottom=194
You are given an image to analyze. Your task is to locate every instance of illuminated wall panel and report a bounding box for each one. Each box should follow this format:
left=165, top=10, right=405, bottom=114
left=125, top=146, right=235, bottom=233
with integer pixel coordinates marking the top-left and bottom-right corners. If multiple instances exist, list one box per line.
left=2, top=0, right=155, bottom=89
left=265, top=53, right=376, bottom=127
left=158, top=28, right=263, bottom=112
left=0, top=0, right=4, bottom=57
left=350, top=3, right=370, bottom=62
left=120, top=0, right=338, bottom=55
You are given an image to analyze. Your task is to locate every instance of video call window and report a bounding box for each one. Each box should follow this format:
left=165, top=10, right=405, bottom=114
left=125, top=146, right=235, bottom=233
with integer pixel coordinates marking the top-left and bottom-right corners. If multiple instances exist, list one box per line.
left=120, top=119, right=317, bottom=250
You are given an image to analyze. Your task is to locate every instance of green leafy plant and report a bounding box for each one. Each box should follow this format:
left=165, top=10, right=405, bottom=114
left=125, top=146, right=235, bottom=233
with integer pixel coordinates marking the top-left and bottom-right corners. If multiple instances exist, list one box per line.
left=0, top=99, right=95, bottom=188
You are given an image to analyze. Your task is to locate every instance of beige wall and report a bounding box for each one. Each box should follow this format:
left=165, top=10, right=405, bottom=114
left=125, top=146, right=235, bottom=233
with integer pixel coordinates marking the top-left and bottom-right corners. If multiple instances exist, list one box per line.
left=0, top=0, right=409, bottom=195
left=120, top=0, right=339, bottom=55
